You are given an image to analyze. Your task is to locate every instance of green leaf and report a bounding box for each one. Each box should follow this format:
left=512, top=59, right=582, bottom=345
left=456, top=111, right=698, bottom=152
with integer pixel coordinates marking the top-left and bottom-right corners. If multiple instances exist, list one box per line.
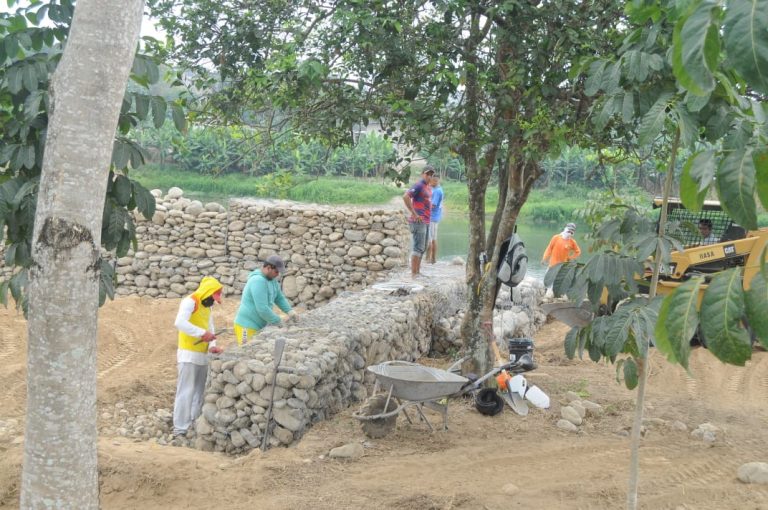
left=113, top=174, right=132, bottom=206
left=564, top=327, right=579, bottom=359
left=723, top=0, right=768, bottom=95
left=655, top=277, right=701, bottom=369
left=134, top=94, right=150, bottom=120
left=131, top=180, right=156, bottom=219
left=622, top=92, right=634, bottom=123
left=7, top=65, right=23, bottom=93
left=604, top=309, right=633, bottom=357
left=705, top=105, right=733, bottom=142
left=150, top=96, right=167, bottom=129
left=103, top=203, right=127, bottom=249
left=112, top=139, right=130, bottom=169
left=23, top=89, right=44, bottom=120
left=746, top=270, right=768, bottom=349
left=603, top=61, right=621, bottom=94
left=684, top=90, right=710, bottom=112
left=4, top=244, right=17, bottom=267
left=22, top=63, right=37, bottom=92
left=595, top=95, right=619, bottom=129
left=144, top=58, right=159, bottom=84
left=128, top=143, right=147, bottom=169
left=638, top=92, right=673, bottom=145
left=20, top=144, right=35, bottom=170
left=171, top=104, right=187, bottom=133
left=0, top=279, right=10, bottom=307
left=680, top=151, right=712, bottom=211
left=585, top=60, right=606, bottom=97
left=116, top=230, right=131, bottom=258
left=131, top=55, right=146, bottom=78
left=36, top=4, right=48, bottom=25
left=716, top=147, right=758, bottom=229
left=623, top=357, right=639, bottom=390
left=8, top=269, right=28, bottom=314
left=98, top=258, right=115, bottom=307
left=672, top=0, right=719, bottom=96
left=602, top=299, right=659, bottom=358
left=4, top=34, right=18, bottom=60
left=577, top=326, right=590, bottom=359
left=674, top=104, right=698, bottom=147
left=552, top=262, right=578, bottom=297
left=700, top=268, right=752, bottom=365
left=754, top=149, right=768, bottom=212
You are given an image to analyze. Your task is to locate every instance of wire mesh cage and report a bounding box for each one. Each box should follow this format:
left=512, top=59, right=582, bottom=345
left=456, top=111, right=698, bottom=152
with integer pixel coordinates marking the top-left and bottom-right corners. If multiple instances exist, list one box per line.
left=654, top=199, right=744, bottom=248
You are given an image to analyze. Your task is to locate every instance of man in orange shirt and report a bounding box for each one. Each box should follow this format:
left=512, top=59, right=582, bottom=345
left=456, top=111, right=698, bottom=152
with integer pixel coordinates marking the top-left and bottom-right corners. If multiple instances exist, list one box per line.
left=542, top=222, right=581, bottom=268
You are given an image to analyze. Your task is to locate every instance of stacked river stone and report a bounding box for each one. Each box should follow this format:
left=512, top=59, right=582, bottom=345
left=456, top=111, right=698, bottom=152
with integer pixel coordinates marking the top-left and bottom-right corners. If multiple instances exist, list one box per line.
left=194, top=274, right=467, bottom=454
left=109, top=188, right=410, bottom=307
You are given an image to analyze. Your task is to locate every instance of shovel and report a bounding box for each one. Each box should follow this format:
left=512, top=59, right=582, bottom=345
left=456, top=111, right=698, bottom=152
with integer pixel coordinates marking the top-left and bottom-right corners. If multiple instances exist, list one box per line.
left=261, top=337, right=286, bottom=452
left=502, top=374, right=529, bottom=416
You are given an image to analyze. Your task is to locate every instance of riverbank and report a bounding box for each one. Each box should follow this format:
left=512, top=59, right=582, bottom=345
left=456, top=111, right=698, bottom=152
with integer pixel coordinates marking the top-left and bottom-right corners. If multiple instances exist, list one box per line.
left=132, top=167, right=598, bottom=224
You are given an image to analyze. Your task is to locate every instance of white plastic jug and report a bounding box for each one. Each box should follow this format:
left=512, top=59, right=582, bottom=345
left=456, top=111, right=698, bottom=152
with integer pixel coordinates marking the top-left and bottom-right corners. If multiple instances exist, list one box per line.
left=508, top=375, right=527, bottom=397
left=524, top=384, right=550, bottom=409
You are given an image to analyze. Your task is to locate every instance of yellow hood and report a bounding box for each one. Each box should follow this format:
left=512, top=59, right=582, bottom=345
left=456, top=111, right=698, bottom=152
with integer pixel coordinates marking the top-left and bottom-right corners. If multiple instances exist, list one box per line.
left=192, top=276, right=223, bottom=302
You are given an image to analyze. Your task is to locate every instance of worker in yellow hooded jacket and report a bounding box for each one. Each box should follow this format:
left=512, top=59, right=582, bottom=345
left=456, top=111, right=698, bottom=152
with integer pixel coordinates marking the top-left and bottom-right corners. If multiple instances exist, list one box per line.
left=172, top=276, right=223, bottom=436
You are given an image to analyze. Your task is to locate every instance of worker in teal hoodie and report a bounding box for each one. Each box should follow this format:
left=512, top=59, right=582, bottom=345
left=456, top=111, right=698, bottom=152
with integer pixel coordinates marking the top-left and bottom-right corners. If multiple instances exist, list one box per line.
left=234, top=254, right=296, bottom=345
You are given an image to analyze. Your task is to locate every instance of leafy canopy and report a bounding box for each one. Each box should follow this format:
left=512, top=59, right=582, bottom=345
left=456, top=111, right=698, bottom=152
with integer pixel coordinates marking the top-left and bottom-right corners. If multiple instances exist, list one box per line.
left=0, top=0, right=187, bottom=310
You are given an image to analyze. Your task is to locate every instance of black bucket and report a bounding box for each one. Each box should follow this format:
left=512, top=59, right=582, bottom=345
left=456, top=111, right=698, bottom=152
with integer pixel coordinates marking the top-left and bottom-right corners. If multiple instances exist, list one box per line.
left=507, top=338, right=534, bottom=363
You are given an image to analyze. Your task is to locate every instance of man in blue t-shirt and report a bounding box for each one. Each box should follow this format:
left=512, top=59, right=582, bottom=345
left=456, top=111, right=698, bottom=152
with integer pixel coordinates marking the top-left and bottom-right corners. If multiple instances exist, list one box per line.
left=427, top=174, right=444, bottom=264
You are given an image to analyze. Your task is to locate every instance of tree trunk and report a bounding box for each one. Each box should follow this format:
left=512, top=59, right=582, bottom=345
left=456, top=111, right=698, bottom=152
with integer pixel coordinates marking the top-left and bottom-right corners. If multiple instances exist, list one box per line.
left=21, top=2, right=143, bottom=508
left=460, top=167, right=492, bottom=373
left=626, top=128, right=680, bottom=510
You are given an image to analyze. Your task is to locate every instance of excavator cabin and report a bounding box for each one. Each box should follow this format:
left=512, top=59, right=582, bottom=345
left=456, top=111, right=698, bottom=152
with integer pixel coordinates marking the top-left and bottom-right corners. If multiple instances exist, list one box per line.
left=641, top=198, right=768, bottom=300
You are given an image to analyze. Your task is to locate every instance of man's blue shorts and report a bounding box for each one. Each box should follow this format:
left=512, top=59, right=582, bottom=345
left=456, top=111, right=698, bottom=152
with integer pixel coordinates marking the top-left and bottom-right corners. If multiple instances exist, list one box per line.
left=410, top=222, right=429, bottom=256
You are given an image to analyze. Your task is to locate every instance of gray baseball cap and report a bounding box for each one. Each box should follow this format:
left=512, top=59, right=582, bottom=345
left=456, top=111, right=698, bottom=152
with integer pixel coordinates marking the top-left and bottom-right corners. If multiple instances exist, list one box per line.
left=265, top=254, right=286, bottom=273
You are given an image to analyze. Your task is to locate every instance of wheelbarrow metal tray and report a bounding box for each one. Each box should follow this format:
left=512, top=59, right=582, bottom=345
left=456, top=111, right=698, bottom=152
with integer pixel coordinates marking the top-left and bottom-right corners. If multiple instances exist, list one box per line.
left=367, top=363, right=469, bottom=401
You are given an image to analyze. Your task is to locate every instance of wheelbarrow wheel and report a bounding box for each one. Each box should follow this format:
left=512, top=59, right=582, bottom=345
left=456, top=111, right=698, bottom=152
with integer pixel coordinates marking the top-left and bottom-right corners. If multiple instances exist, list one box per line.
left=359, top=394, right=398, bottom=438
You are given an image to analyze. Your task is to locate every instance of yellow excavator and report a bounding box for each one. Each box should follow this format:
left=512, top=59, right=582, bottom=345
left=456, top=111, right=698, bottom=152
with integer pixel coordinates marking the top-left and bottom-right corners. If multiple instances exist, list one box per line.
left=640, top=198, right=768, bottom=301
left=544, top=198, right=768, bottom=334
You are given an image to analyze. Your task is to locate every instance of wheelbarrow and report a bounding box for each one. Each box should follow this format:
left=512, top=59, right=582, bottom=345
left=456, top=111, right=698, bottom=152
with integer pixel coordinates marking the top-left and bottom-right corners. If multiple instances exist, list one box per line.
left=353, top=355, right=536, bottom=438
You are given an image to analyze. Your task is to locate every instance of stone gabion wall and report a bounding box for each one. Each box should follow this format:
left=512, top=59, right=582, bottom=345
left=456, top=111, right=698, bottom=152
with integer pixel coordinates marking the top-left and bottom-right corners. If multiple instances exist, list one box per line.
left=193, top=275, right=467, bottom=454
left=111, top=188, right=410, bottom=307
left=430, top=278, right=547, bottom=355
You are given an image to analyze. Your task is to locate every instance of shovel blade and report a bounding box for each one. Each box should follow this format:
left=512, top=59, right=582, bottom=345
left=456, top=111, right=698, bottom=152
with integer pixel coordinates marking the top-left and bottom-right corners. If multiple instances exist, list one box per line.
left=261, top=338, right=287, bottom=452
left=273, top=337, right=286, bottom=365
left=502, top=390, right=529, bottom=416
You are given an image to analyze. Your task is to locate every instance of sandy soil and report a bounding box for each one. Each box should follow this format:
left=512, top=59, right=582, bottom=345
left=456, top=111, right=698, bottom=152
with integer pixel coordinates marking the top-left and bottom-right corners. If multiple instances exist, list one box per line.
left=1, top=296, right=768, bottom=509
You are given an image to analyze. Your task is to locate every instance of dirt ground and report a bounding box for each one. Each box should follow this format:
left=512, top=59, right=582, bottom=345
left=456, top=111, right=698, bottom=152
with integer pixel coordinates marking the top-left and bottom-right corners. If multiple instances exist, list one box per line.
left=1, top=296, right=767, bottom=509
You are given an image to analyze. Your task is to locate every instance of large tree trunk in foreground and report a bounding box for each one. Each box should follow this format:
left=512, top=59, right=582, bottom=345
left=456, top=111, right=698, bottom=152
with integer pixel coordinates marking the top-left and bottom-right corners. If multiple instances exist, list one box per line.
left=21, top=1, right=143, bottom=508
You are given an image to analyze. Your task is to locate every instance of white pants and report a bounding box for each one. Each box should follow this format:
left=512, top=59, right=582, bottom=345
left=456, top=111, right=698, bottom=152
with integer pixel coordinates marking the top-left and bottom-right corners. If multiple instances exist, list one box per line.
left=172, top=362, right=208, bottom=434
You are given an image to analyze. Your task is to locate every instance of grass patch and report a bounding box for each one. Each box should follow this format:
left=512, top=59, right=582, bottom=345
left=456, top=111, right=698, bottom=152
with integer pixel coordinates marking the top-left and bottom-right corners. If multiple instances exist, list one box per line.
left=440, top=181, right=499, bottom=214
left=440, top=182, right=588, bottom=224
left=132, top=166, right=403, bottom=205
left=565, top=378, right=591, bottom=399
left=289, top=178, right=402, bottom=204
left=132, top=168, right=647, bottom=226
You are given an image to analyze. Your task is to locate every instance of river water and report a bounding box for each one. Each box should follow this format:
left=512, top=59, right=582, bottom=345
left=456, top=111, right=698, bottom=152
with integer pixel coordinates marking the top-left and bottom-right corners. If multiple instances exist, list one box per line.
left=436, top=215, right=586, bottom=280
